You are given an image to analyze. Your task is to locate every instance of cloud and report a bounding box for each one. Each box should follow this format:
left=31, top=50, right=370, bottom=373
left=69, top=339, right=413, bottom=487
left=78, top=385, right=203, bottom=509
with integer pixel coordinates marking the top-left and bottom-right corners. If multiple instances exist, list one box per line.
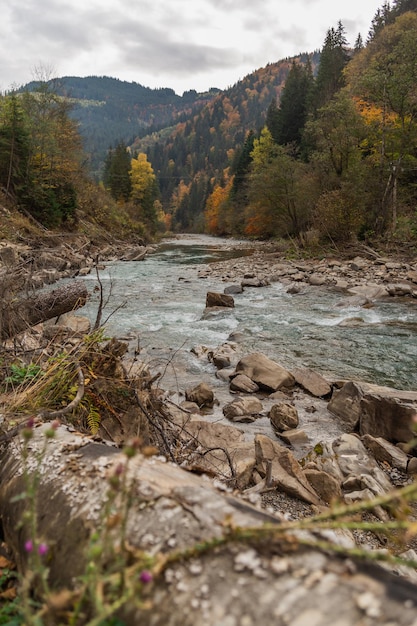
left=0, top=0, right=383, bottom=94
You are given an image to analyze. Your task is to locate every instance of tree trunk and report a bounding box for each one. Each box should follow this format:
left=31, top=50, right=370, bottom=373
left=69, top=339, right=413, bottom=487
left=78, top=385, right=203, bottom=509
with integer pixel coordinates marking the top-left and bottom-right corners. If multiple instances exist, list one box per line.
left=0, top=424, right=416, bottom=625
left=0, top=280, right=88, bottom=339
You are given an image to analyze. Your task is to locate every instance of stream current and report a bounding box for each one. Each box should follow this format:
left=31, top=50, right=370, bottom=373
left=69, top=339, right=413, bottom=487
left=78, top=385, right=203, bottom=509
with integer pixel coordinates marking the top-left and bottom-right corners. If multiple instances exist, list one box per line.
left=76, top=235, right=417, bottom=394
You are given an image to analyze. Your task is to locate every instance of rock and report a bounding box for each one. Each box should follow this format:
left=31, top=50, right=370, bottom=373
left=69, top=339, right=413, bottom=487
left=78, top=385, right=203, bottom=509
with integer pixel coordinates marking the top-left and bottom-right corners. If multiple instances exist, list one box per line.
left=386, top=282, right=413, bottom=297
left=278, top=429, right=309, bottom=446
left=234, top=352, right=295, bottom=392
left=347, top=284, right=388, bottom=300
left=304, top=468, right=343, bottom=504
left=269, top=402, right=299, bottom=432
left=350, top=257, right=368, bottom=271
left=205, top=291, right=235, bottom=308
left=360, top=395, right=416, bottom=443
left=305, top=433, right=393, bottom=503
left=308, top=274, right=326, bottom=286
left=185, top=382, right=214, bottom=408
left=77, top=266, right=92, bottom=276
left=254, top=434, right=321, bottom=505
left=229, top=374, right=260, bottom=393
left=286, top=283, right=302, bottom=294
left=36, top=251, right=69, bottom=271
left=327, top=381, right=363, bottom=431
left=327, top=381, right=417, bottom=443
left=224, top=284, right=243, bottom=294
left=0, top=244, right=18, bottom=266
left=223, top=397, right=263, bottom=420
left=292, top=367, right=332, bottom=397
left=362, top=434, right=409, bottom=472
left=209, top=343, right=237, bottom=369
left=215, top=367, right=235, bottom=382
left=407, top=270, right=417, bottom=284
left=241, top=277, right=269, bottom=287
left=48, top=313, right=91, bottom=335
left=333, top=434, right=392, bottom=496
left=407, top=458, right=417, bottom=474
left=121, top=246, right=148, bottom=261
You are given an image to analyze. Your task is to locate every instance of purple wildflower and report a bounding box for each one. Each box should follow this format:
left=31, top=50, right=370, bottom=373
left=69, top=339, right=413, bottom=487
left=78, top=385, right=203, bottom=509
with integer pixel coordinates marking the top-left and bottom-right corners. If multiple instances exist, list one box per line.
left=139, top=570, right=153, bottom=584
left=38, top=543, right=48, bottom=556
left=24, top=540, right=33, bottom=553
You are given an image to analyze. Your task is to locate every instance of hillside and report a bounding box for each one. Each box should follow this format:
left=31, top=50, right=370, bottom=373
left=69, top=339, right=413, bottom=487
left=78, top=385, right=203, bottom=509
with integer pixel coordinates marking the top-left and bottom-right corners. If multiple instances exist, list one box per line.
left=136, top=52, right=320, bottom=230
left=21, top=53, right=319, bottom=224
left=22, top=76, right=221, bottom=177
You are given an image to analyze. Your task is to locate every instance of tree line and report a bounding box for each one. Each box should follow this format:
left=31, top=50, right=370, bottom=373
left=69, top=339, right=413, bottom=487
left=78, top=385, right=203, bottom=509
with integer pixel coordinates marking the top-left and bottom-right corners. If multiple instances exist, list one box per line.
left=0, top=75, right=161, bottom=237
left=203, top=0, right=417, bottom=244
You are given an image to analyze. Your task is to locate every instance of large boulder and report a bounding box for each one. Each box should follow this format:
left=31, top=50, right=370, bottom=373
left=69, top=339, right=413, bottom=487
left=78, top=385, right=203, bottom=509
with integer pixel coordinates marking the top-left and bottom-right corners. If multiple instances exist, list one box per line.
left=292, top=367, right=332, bottom=397
left=233, top=353, right=295, bottom=392
left=328, top=381, right=417, bottom=443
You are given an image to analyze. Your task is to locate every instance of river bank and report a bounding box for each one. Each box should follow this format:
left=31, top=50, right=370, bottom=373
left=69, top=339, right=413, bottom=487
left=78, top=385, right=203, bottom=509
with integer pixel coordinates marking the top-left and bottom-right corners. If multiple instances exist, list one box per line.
left=1, top=233, right=417, bottom=620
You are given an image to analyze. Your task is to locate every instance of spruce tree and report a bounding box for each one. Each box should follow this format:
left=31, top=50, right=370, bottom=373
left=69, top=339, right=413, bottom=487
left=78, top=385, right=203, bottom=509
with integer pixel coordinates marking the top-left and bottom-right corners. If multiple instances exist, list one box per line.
left=274, top=60, right=314, bottom=148
left=314, top=21, right=350, bottom=109
left=0, top=94, right=30, bottom=199
left=103, top=142, right=132, bottom=201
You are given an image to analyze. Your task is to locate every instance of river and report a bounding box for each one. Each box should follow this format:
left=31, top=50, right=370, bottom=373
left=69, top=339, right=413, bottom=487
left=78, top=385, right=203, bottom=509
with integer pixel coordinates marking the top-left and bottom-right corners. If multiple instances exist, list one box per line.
left=74, top=235, right=417, bottom=396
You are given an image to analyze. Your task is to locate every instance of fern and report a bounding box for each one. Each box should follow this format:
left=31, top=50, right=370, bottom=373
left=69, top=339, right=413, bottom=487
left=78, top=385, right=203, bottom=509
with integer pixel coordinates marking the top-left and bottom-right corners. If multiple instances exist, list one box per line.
left=86, top=404, right=101, bottom=435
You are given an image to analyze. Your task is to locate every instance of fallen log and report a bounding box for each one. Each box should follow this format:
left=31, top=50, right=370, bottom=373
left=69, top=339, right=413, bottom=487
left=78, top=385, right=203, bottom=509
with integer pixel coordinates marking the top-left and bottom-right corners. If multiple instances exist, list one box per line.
left=0, top=280, right=88, bottom=339
left=0, top=424, right=416, bottom=625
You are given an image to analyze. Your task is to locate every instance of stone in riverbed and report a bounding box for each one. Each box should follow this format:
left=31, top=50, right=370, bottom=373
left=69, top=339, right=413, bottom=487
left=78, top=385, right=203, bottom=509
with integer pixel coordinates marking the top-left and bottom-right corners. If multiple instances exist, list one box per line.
left=185, top=382, right=214, bottom=408
left=233, top=352, right=295, bottom=392
left=206, top=291, right=234, bottom=308
left=291, top=367, right=332, bottom=397
left=230, top=374, right=259, bottom=393
left=224, top=284, right=243, bottom=294
left=223, top=397, right=263, bottom=421
left=327, top=381, right=417, bottom=443
left=278, top=429, right=309, bottom=446
left=269, top=402, right=299, bottom=432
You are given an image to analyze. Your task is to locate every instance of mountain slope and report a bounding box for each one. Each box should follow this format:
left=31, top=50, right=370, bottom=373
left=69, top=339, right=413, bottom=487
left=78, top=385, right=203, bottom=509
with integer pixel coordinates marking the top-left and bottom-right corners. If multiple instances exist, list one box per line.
left=136, top=52, right=320, bottom=229
left=22, top=76, right=220, bottom=176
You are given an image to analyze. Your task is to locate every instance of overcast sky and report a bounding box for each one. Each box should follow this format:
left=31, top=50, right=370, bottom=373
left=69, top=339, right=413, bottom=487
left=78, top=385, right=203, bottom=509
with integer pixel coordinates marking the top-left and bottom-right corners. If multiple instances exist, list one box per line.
left=2, top=0, right=384, bottom=95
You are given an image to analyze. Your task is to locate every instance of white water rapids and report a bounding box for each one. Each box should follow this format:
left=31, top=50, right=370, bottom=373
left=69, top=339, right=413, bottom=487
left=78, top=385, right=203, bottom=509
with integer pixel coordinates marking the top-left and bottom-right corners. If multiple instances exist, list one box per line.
left=72, top=235, right=417, bottom=395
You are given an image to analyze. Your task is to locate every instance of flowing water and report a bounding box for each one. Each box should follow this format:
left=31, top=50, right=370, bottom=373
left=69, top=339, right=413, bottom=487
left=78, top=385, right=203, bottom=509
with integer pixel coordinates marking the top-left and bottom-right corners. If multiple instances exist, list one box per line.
left=76, top=234, right=417, bottom=394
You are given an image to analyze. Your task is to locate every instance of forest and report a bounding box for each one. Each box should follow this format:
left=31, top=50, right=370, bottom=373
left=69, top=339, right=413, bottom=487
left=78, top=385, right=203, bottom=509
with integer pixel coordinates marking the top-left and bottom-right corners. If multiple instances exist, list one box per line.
left=0, top=0, right=417, bottom=249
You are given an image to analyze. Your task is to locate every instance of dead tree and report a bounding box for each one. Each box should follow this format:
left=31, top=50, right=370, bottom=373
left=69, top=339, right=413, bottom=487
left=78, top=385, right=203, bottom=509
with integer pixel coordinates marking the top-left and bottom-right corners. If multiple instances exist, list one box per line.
left=0, top=280, right=88, bottom=339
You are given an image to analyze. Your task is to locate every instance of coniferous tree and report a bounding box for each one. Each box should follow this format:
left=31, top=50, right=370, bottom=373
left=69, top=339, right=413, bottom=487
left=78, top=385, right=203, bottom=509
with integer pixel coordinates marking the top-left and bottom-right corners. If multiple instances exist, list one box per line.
left=314, top=21, right=350, bottom=109
left=354, top=33, right=364, bottom=51
left=392, top=0, right=417, bottom=15
left=103, top=142, right=132, bottom=201
left=274, top=60, right=314, bottom=149
left=367, top=3, right=395, bottom=42
left=0, top=94, right=30, bottom=199
left=265, top=98, right=280, bottom=143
